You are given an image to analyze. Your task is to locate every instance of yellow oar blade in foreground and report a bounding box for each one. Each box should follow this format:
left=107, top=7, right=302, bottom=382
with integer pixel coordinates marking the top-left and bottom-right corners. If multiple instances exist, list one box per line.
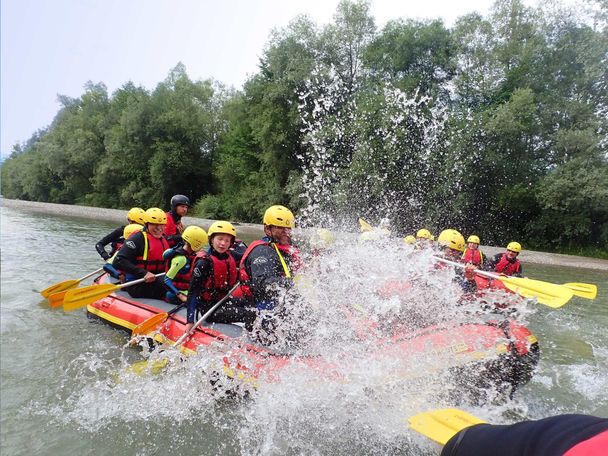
left=131, top=312, right=169, bottom=337
left=408, top=408, right=486, bottom=446
left=498, top=276, right=573, bottom=308
left=358, top=218, right=374, bottom=232
left=562, top=282, right=597, bottom=300
left=63, top=283, right=121, bottom=311
left=40, top=279, right=79, bottom=298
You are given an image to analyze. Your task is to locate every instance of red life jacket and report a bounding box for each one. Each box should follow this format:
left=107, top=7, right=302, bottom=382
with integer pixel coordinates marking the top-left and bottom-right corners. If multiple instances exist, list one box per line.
left=163, top=211, right=178, bottom=237
left=564, top=430, right=608, bottom=456
left=494, top=253, right=521, bottom=276
left=134, top=232, right=170, bottom=274
left=165, top=247, right=198, bottom=291
left=237, top=240, right=300, bottom=298
left=462, top=248, right=484, bottom=266
left=199, top=251, right=238, bottom=303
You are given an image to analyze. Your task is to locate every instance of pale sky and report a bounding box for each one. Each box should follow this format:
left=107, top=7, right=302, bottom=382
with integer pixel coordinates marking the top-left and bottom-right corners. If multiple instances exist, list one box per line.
left=0, top=0, right=576, bottom=155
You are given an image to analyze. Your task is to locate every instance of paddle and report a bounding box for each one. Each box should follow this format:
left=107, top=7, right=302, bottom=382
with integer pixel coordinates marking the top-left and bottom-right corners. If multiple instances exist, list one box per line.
left=358, top=218, right=374, bottom=232
left=62, top=273, right=165, bottom=311
left=40, top=268, right=104, bottom=298
left=562, top=282, right=597, bottom=300
left=408, top=408, right=486, bottom=446
left=131, top=302, right=187, bottom=337
left=434, top=257, right=573, bottom=308
left=173, top=282, right=241, bottom=348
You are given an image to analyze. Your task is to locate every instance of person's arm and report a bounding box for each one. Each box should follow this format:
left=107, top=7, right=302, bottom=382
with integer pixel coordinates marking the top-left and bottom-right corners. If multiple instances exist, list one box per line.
left=95, top=226, right=124, bottom=260
left=114, top=231, right=148, bottom=278
left=163, top=256, right=188, bottom=297
left=185, top=257, right=212, bottom=324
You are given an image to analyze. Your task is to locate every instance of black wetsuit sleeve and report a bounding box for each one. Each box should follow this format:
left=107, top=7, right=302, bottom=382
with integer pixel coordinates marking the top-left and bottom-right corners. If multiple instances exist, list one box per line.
left=185, top=257, right=213, bottom=323
left=246, top=244, right=293, bottom=303
left=441, top=414, right=608, bottom=456
left=113, top=231, right=148, bottom=278
left=95, top=226, right=125, bottom=260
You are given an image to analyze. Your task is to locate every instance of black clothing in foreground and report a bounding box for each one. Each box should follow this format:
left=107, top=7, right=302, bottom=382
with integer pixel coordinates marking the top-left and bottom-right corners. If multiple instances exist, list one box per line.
left=442, top=414, right=608, bottom=456
left=243, top=243, right=294, bottom=308
left=95, top=225, right=125, bottom=261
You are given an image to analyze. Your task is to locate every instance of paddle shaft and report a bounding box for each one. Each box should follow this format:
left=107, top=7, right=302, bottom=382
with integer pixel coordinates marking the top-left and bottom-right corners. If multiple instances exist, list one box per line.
left=114, top=273, right=166, bottom=291
left=173, top=282, right=241, bottom=347
left=433, top=256, right=498, bottom=279
left=78, top=267, right=105, bottom=282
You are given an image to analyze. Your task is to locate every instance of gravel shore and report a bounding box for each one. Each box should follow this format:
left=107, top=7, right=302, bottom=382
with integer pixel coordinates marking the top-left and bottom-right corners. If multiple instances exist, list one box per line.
left=3, top=198, right=607, bottom=271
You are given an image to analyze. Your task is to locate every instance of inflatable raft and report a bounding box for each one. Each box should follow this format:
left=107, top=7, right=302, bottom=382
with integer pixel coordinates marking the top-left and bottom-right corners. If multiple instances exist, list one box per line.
left=86, top=275, right=539, bottom=394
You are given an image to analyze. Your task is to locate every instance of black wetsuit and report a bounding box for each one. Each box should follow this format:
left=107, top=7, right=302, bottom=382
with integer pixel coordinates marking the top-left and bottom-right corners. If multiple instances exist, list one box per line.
left=242, top=241, right=295, bottom=310
left=95, top=225, right=125, bottom=260
left=185, top=250, right=257, bottom=328
left=442, top=414, right=608, bottom=456
left=113, top=231, right=167, bottom=300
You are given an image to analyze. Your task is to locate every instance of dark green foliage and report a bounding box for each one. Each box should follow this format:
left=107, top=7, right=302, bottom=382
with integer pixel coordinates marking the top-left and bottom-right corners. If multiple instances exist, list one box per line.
left=1, top=0, right=607, bottom=254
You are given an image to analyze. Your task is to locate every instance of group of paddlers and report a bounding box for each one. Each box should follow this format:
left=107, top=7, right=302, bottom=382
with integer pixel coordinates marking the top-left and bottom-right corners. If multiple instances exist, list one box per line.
left=95, top=196, right=300, bottom=340
left=93, top=195, right=607, bottom=455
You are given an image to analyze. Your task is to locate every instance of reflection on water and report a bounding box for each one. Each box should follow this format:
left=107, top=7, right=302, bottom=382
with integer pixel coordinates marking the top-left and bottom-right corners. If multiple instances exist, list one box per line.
left=1, top=206, right=607, bottom=455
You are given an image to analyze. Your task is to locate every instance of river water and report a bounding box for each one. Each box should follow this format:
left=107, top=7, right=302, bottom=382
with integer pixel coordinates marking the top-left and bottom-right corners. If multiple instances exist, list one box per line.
left=1, top=205, right=607, bottom=455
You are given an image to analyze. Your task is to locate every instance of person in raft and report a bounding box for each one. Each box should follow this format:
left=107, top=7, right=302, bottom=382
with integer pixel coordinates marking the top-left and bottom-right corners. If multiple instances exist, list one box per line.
left=238, top=205, right=301, bottom=311
left=162, top=225, right=208, bottom=304
left=163, top=194, right=190, bottom=247
left=114, top=207, right=170, bottom=299
left=489, top=241, right=523, bottom=277
left=462, top=234, right=485, bottom=268
left=103, top=223, right=143, bottom=282
left=95, top=207, right=146, bottom=261
left=436, top=228, right=477, bottom=293
left=183, top=221, right=257, bottom=333
left=415, top=228, right=435, bottom=249
left=441, top=413, right=607, bottom=456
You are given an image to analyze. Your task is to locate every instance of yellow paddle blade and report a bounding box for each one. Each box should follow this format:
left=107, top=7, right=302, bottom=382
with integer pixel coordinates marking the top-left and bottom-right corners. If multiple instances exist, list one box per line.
left=40, top=279, right=79, bottom=298
left=498, top=276, right=573, bottom=308
left=63, top=283, right=120, bottom=311
left=126, top=358, right=170, bottom=376
left=562, top=282, right=597, bottom=300
left=48, top=289, right=69, bottom=308
left=358, top=218, right=374, bottom=232
left=408, top=408, right=486, bottom=445
left=132, top=313, right=169, bottom=337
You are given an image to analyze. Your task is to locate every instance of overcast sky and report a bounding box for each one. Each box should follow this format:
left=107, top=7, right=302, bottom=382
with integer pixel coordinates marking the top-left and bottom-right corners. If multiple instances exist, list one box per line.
left=0, top=0, right=576, bottom=155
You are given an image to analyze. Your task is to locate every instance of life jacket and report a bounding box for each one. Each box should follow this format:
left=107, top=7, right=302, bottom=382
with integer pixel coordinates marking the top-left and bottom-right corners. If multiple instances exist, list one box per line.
left=164, top=246, right=197, bottom=291
left=494, top=253, right=521, bottom=276
left=199, top=251, right=238, bottom=303
left=133, top=232, right=170, bottom=274
left=462, top=248, right=484, bottom=266
left=237, top=239, right=300, bottom=298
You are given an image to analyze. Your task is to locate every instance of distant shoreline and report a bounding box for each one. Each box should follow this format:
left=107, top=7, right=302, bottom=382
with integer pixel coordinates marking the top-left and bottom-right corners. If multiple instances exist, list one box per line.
left=3, top=198, right=607, bottom=271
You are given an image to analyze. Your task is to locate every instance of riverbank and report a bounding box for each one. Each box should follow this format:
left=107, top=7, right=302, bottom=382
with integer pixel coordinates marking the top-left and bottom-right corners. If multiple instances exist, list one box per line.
left=3, top=198, right=607, bottom=271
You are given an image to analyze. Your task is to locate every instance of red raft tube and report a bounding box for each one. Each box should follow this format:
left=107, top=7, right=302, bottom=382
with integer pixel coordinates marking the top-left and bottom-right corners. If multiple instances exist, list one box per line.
left=86, top=275, right=539, bottom=395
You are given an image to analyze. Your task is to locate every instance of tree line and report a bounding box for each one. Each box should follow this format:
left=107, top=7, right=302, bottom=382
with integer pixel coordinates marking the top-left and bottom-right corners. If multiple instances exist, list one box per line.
left=2, top=0, right=607, bottom=255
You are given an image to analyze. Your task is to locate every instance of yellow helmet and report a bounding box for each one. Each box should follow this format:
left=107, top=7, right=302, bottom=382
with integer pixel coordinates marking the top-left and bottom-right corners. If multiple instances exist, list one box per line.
left=145, top=207, right=167, bottom=225
left=127, top=207, right=146, bottom=225
left=182, top=226, right=208, bottom=252
left=310, top=228, right=335, bottom=250
left=263, top=205, right=295, bottom=228
left=438, top=229, right=466, bottom=252
left=507, top=241, right=522, bottom=253
left=467, top=235, right=480, bottom=244
left=404, top=235, right=416, bottom=245
left=123, top=223, right=143, bottom=239
left=416, top=229, right=434, bottom=241
left=208, top=221, right=237, bottom=239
